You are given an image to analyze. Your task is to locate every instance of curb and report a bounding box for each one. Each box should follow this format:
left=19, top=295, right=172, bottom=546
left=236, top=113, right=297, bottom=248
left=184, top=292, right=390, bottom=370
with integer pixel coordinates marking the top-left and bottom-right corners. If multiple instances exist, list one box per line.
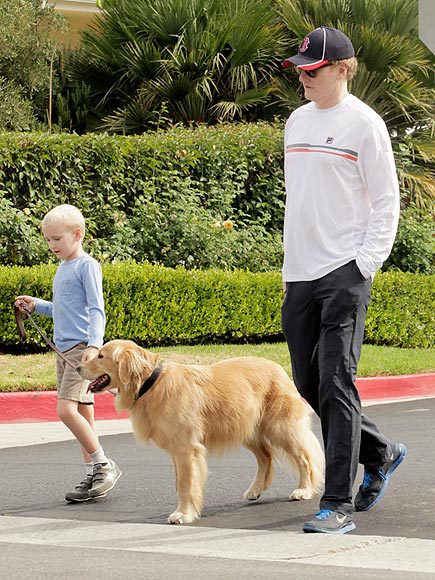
left=0, top=391, right=129, bottom=423
left=0, top=373, right=434, bottom=423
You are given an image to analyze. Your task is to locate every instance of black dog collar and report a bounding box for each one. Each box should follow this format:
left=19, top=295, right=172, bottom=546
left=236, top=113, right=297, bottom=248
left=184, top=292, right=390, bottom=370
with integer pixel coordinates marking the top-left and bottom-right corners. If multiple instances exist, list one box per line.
left=135, top=363, right=164, bottom=401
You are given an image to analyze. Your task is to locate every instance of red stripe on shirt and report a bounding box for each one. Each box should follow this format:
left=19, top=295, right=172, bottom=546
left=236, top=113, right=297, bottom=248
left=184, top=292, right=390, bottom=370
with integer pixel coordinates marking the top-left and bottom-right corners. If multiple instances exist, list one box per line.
left=286, top=147, right=358, bottom=162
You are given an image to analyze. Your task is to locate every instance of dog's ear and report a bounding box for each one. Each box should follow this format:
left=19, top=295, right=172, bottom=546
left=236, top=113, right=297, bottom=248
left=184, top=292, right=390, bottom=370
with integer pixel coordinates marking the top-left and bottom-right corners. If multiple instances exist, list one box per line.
left=141, top=348, right=159, bottom=370
left=114, top=345, right=157, bottom=386
left=112, top=346, right=137, bottom=385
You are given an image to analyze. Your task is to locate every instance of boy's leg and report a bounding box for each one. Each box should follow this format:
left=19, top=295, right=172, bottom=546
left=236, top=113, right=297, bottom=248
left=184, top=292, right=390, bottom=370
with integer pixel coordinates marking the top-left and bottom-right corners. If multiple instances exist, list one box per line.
left=58, top=398, right=101, bottom=502
left=57, top=399, right=100, bottom=455
left=57, top=344, right=122, bottom=501
left=78, top=401, right=97, bottom=463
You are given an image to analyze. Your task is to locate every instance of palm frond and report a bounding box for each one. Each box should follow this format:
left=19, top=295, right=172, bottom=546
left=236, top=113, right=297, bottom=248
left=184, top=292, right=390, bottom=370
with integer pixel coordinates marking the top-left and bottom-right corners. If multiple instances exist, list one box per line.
left=211, top=86, right=271, bottom=120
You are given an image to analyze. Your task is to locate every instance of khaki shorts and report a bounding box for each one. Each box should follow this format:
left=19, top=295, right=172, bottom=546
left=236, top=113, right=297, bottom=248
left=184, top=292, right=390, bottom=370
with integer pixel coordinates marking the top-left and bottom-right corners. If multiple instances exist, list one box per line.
left=56, top=342, right=94, bottom=404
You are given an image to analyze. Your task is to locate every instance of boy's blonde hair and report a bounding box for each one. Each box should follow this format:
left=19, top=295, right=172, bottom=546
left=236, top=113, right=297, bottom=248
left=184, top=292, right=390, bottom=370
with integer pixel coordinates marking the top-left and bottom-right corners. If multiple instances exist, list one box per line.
left=331, top=57, right=358, bottom=80
left=41, top=204, right=86, bottom=237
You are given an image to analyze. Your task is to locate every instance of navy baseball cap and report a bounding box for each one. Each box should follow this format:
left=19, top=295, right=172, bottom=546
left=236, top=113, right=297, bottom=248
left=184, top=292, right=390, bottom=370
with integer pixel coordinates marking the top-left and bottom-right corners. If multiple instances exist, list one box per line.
left=282, top=27, right=355, bottom=71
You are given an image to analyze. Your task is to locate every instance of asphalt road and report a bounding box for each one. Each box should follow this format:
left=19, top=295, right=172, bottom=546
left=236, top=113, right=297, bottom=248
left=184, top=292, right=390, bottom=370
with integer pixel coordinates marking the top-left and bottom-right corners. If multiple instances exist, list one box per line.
left=1, top=398, right=433, bottom=540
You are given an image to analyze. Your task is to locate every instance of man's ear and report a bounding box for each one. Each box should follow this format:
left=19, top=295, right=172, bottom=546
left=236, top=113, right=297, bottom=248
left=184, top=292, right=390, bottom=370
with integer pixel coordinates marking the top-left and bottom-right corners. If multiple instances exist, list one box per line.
left=338, top=62, right=348, bottom=80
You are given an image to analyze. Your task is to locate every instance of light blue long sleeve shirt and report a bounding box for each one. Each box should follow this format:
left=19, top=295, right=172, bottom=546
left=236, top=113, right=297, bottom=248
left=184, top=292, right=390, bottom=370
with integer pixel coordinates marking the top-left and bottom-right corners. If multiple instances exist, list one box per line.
left=35, top=253, right=106, bottom=352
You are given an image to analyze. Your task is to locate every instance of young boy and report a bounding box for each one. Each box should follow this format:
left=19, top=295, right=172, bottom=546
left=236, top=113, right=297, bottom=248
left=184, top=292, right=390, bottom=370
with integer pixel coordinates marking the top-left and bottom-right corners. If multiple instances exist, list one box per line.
left=15, top=204, right=121, bottom=502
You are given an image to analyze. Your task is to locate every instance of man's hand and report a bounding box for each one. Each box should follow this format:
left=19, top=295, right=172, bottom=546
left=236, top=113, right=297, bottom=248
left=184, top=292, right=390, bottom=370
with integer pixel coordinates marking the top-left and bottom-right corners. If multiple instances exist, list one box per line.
left=14, top=295, right=36, bottom=312
left=81, top=346, right=99, bottom=364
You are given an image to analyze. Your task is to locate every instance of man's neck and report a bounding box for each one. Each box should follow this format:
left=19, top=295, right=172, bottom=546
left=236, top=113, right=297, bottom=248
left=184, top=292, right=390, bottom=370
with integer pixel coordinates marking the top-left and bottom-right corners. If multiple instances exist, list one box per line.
left=315, top=86, right=349, bottom=110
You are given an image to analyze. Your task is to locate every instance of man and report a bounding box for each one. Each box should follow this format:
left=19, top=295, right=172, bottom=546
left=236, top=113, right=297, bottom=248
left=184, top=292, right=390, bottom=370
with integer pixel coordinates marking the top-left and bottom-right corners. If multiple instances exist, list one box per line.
left=281, top=26, right=406, bottom=534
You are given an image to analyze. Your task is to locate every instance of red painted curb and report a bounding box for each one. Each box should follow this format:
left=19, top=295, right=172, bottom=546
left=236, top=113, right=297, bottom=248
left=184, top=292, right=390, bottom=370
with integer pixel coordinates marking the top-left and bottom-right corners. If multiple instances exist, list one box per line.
left=0, top=374, right=434, bottom=423
left=357, top=373, right=435, bottom=403
left=0, top=391, right=129, bottom=423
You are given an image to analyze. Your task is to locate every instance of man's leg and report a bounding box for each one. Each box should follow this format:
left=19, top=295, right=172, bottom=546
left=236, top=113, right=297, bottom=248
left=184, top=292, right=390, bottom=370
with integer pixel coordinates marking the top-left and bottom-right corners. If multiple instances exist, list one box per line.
left=281, top=281, right=321, bottom=411
left=281, top=270, right=389, bottom=463
left=313, top=261, right=371, bottom=518
left=282, top=274, right=357, bottom=534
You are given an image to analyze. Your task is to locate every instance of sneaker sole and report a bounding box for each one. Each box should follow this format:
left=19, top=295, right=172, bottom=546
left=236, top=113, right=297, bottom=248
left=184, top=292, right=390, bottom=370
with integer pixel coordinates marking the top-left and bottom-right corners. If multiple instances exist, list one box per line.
left=303, top=521, right=356, bottom=534
left=356, top=443, right=407, bottom=512
left=89, top=469, right=122, bottom=498
left=65, top=493, right=107, bottom=503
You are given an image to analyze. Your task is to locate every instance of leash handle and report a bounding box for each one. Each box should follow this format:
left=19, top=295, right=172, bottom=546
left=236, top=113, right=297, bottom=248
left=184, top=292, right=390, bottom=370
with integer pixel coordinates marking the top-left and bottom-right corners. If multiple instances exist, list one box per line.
left=14, top=304, right=78, bottom=371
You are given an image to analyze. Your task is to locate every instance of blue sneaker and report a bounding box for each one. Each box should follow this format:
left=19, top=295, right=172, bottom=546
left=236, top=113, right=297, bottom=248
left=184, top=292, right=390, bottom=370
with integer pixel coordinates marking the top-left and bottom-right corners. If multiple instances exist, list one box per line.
left=355, top=443, right=406, bottom=512
left=303, top=509, right=356, bottom=534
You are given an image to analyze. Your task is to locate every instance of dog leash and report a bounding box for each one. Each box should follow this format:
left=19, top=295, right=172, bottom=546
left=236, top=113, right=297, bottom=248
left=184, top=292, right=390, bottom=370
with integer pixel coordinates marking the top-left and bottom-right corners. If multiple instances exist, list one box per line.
left=14, top=303, right=78, bottom=370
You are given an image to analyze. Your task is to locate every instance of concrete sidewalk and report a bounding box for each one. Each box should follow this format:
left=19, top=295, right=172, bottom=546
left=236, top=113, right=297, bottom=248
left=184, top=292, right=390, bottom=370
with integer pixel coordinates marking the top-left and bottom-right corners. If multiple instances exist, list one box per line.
left=0, top=418, right=133, bottom=449
left=0, top=515, right=434, bottom=575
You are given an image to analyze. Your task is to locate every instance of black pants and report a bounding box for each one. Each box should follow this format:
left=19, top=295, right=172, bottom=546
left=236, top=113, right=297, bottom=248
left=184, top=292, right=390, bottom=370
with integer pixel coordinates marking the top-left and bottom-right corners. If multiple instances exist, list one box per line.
left=281, top=260, right=392, bottom=516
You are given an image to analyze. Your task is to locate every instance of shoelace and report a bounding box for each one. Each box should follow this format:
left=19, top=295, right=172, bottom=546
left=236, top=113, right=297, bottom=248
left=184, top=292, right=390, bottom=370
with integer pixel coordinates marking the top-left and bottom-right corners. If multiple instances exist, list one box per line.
left=362, top=469, right=386, bottom=489
left=362, top=472, right=372, bottom=489
left=315, top=509, right=333, bottom=520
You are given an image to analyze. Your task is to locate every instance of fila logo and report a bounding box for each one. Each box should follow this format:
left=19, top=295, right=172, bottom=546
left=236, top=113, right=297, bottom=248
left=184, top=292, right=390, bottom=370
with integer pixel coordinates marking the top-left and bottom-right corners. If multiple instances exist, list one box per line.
left=326, top=136, right=334, bottom=144
left=300, top=36, right=310, bottom=52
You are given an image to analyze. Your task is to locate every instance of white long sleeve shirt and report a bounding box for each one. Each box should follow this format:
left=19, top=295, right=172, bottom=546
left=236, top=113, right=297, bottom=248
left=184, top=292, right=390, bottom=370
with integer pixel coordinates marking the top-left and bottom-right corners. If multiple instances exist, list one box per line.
left=283, top=94, right=400, bottom=282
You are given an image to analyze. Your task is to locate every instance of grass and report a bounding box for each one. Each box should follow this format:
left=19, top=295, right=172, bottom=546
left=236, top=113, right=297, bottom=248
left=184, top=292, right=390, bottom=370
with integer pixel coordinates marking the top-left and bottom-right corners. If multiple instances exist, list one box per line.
left=0, top=342, right=434, bottom=392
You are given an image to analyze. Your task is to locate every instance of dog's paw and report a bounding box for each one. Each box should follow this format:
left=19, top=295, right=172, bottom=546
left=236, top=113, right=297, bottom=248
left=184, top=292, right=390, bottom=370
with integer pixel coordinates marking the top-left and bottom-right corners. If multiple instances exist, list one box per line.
left=168, top=511, right=195, bottom=524
left=244, top=489, right=261, bottom=501
left=289, top=488, right=314, bottom=501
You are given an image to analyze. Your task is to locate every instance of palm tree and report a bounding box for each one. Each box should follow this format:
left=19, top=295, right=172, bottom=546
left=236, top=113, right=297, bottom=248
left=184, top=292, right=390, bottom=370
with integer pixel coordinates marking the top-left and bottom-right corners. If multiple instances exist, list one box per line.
left=274, top=0, right=435, bottom=209
left=67, top=0, right=285, bottom=132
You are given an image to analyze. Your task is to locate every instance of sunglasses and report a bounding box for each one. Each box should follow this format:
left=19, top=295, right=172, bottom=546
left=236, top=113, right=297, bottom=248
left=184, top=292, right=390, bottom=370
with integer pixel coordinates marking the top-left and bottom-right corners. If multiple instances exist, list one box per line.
left=297, top=63, right=333, bottom=78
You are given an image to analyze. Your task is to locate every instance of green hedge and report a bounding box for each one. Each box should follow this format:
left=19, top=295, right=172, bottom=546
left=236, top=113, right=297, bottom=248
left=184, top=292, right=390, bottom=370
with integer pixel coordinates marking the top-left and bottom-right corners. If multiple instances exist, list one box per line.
left=0, top=125, right=286, bottom=272
left=1, top=263, right=433, bottom=350
left=0, top=123, right=285, bottom=232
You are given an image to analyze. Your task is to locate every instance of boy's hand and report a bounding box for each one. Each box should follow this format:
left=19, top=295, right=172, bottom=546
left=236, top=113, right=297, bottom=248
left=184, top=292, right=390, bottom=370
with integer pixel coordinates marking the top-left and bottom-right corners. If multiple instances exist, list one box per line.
left=14, top=295, right=36, bottom=312
left=81, top=346, right=99, bottom=364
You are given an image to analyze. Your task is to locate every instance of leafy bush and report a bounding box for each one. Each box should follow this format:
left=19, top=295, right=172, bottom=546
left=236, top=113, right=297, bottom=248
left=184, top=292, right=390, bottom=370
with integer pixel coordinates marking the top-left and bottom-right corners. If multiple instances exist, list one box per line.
left=0, top=0, right=66, bottom=125
left=0, top=78, right=36, bottom=131
left=383, top=206, right=434, bottom=274
left=0, top=124, right=285, bottom=270
left=65, top=0, right=284, bottom=131
left=365, top=270, right=434, bottom=349
left=0, top=124, right=284, bottom=228
left=0, top=197, right=49, bottom=265
left=126, top=192, right=283, bottom=270
left=1, top=263, right=433, bottom=350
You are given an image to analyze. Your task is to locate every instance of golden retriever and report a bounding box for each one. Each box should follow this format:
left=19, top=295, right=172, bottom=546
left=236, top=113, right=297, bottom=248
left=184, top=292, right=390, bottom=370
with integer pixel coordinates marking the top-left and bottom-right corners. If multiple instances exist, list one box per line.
left=77, top=340, right=324, bottom=524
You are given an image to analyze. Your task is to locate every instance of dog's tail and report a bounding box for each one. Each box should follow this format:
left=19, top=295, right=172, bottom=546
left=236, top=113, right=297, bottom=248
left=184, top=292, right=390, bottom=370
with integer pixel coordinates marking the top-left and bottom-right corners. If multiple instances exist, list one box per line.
left=299, top=415, right=325, bottom=494
left=274, top=412, right=325, bottom=495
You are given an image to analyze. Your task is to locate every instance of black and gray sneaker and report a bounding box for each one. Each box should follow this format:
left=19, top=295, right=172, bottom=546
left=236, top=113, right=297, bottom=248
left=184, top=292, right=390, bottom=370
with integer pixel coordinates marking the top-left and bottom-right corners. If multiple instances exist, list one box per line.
left=89, top=459, right=122, bottom=498
left=355, top=443, right=407, bottom=512
left=303, top=509, right=356, bottom=534
left=65, top=475, right=95, bottom=503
